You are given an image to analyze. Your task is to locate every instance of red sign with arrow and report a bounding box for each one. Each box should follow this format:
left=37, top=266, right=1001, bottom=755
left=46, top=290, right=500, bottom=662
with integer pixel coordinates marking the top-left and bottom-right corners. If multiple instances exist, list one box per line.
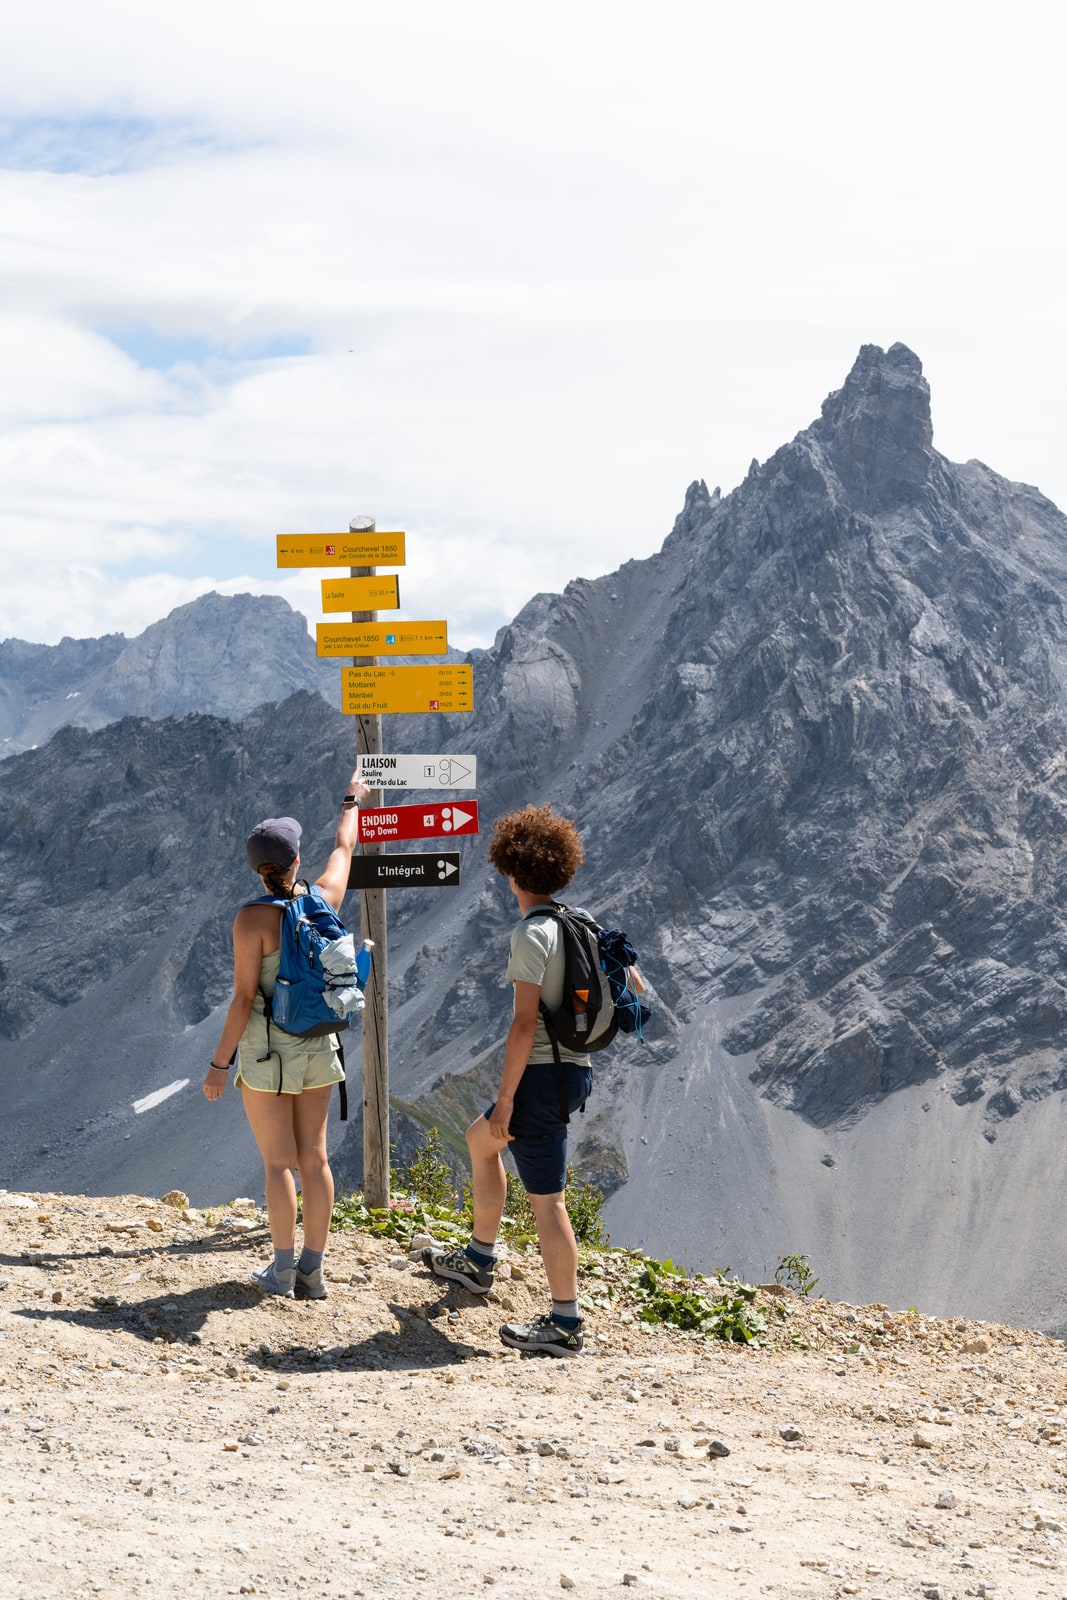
left=358, top=801, right=480, bottom=845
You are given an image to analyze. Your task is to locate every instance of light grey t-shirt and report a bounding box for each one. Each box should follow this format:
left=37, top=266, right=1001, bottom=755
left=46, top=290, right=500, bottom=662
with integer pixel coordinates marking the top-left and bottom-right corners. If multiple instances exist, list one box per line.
left=505, top=907, right=590, bottom=1066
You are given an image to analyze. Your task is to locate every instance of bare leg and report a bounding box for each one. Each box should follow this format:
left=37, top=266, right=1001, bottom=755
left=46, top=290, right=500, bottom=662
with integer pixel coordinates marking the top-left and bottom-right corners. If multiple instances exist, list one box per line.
left=528, top=1191, right=579, bottom=1302
left=465, top=1114, right=509, bottom=1245
left=292, top=1086, right=335, bottom=1253
left=240, top=1087, right=299, bottom=1250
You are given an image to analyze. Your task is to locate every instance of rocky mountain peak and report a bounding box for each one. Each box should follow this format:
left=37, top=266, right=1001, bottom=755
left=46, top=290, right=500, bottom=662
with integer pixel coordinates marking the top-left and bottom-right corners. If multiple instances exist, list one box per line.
left=0, top=591, right=338, bottom=752
left=812, top=340, right=934, bottom=513
left=670, top=478, right=714, bottom=539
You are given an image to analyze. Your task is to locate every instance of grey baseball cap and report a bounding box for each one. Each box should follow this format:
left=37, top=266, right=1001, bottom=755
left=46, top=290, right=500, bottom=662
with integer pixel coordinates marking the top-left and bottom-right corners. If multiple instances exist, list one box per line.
left=246, top=816, right=302, bottom=869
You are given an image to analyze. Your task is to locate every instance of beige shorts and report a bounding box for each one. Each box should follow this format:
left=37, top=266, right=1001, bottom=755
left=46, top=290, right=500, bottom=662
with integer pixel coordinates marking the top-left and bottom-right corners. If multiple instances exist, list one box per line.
left=235, top=1011, right=345, bottom=1095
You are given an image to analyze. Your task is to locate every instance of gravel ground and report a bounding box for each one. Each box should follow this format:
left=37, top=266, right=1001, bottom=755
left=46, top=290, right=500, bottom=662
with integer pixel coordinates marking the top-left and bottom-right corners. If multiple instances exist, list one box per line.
left=3, top=1187, right=1067, bottom=1599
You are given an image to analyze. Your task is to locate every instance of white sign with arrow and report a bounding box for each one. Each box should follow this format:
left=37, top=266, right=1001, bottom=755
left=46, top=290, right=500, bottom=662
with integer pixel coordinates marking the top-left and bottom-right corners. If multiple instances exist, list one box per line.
left=356, top=754, right=478, bottom=791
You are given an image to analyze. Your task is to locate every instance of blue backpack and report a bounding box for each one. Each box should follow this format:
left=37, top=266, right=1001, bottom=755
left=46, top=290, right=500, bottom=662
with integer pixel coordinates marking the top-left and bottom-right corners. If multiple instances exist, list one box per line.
left=252, top=883, right=372, bottom=1119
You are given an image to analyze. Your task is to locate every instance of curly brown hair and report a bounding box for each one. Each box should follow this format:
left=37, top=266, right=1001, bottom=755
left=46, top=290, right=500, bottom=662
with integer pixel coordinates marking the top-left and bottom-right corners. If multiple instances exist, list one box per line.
left=487, top=804, right=584, bottom=895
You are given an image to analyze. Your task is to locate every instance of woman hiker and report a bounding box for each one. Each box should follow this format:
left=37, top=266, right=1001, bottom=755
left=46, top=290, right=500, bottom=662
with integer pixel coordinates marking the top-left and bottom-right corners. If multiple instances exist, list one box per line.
left=202, top=770, right=370, bottom=1298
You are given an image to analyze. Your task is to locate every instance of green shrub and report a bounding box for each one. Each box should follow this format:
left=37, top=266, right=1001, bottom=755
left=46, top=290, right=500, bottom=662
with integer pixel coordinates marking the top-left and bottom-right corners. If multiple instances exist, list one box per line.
left=774, top=1253, right=820, bottom=1297
left=396, top=1127, right=457, bottom=1209
left=565, top=1169, right=607, bottom=1246
left=624, top=1257, right=767, bottom=1343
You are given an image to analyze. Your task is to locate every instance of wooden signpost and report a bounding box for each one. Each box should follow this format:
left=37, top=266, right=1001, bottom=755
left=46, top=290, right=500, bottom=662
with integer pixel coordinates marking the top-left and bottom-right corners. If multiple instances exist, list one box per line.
left=277, top=514, right=474, bottom=1208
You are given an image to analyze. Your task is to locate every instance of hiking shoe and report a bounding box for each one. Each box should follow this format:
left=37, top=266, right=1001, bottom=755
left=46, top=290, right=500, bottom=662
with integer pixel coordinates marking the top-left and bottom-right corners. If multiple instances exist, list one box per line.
left=295, top=1266, right=327, bottom=1300
left=250, top=1262, right=296, bottom=1298
left=422, top=1243, right=495, bottom=1295
left=499, top=1314, right=584, bottom=1358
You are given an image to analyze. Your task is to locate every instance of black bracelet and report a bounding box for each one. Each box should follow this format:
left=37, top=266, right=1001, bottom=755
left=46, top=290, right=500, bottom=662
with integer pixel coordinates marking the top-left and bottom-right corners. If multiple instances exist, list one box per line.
left=209, top=1060, right=230, bottom=1072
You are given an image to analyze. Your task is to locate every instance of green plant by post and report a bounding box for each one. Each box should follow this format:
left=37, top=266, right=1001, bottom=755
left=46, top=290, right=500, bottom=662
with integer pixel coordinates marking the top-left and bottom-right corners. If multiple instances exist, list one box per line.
left=775, top=1253, right=820, bottom=1297
left=395, top=1127, right=457, bottom=1209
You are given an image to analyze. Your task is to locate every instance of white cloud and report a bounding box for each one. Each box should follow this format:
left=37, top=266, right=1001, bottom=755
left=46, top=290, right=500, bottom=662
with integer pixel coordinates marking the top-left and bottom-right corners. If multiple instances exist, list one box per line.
left=1, top=1, right=1066, bottom=647
left=0, top=315, right=164, bottom=423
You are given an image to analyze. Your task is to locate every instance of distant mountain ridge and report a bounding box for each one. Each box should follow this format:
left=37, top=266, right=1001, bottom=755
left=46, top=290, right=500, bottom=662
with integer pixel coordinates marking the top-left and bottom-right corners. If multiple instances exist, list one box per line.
left=8, top=343, right=1067, bottom=1331
left=0, top=592, right=338, bottom=753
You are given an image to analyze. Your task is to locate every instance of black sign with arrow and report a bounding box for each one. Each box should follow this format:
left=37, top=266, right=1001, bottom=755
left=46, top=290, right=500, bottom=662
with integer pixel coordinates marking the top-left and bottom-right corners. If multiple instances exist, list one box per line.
left=348, top=852, right=461, bottom=890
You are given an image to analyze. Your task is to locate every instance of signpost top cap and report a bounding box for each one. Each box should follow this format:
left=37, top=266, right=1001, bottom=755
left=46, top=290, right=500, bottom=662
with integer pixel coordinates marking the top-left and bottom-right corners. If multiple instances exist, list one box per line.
left=349, top=515, right=376, bottom=532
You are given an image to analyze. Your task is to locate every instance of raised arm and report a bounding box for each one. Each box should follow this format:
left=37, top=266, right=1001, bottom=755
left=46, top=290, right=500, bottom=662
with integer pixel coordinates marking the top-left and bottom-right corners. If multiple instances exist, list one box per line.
left=315, top=768, right=372, bottom=910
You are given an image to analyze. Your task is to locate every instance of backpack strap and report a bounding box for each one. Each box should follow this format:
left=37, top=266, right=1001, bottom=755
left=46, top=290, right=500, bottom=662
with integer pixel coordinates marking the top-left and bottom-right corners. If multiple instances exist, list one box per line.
left=520, top=905, right=570, bottom=1122
left=543, top=1011, right=575, bottom=1126
left=336, top=1037, right=347, bottom=1121
left=244, top=879, right=310, bottom=911
left=254, top=994, right=284, bottom=1096
left=542, top=1021, right=587, bottom=1125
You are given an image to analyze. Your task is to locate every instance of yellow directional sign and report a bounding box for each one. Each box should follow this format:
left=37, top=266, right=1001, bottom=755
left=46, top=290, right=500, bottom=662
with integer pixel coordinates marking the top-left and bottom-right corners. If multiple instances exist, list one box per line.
left=318, top=622, right=448, bottom=657
left=321, top=575, right=401, bottom=613
left=341, top=665, right=473, bottom=715
left=276, top=532, right=406, bottom=568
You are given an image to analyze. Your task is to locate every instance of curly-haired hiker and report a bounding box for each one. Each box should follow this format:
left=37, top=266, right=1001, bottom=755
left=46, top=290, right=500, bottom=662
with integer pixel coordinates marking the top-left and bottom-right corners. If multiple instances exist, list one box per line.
left=423, top=803, right=641, bottom=1356
left=202, top=771, right=370, bottom=1299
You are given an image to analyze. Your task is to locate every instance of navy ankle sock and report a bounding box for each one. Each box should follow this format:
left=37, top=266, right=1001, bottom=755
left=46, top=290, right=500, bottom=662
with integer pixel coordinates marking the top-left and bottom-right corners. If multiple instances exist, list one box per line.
left=297, top=1248, right=323, bottom=1276
left=465, top=1240, right=496, bottom=1269
left=551, top=1300, right=581, bottom=1330
left=273, top=1246, right=295, bottom=1274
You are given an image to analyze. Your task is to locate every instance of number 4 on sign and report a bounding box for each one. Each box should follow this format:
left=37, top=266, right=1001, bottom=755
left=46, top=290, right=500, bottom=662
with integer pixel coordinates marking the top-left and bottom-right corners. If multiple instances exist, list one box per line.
left=358, top=801, right=481, bottom=844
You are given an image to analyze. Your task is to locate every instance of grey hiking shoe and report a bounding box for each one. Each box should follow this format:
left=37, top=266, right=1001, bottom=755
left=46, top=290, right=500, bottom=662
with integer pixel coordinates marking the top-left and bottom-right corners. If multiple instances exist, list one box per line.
left=250, top=1262, right=296, bottom=1298
left=422, top=1243, right=495, bottom=1295
left=499, top=1313, right=584, bottom=1358
left=295, top=1266, right=327, bottom=1300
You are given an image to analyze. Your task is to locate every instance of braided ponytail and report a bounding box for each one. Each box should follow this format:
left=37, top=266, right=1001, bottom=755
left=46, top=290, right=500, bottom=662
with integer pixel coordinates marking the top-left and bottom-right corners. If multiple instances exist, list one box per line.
left=258, top=863, right=297, bottom=898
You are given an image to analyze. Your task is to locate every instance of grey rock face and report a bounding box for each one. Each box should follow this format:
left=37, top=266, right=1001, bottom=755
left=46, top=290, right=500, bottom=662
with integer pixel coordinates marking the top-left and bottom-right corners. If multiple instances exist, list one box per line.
left=814, top=340, right=935, bottom=513
left=0, top=632, right=125, bottom=749
left=0, top=692, right=353, bottom=1040
left=0, top=592, right=338, bottom=753
left=386, top=342, right=1067, bottom=1155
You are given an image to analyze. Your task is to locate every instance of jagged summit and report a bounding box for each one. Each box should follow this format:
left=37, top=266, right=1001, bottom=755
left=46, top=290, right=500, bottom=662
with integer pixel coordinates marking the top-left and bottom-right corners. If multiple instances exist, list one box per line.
left=811, top=341, right=935, bottom=513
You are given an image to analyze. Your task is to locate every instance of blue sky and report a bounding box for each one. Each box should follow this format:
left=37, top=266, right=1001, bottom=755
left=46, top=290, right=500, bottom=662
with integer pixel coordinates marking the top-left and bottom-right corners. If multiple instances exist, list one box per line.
left=1, top=0, right=1065, bottom=649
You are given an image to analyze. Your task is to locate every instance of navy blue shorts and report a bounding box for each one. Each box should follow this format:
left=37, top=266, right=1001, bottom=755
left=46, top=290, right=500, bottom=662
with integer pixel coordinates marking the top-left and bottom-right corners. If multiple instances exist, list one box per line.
left=485, top=1060, right=592, bottom=1196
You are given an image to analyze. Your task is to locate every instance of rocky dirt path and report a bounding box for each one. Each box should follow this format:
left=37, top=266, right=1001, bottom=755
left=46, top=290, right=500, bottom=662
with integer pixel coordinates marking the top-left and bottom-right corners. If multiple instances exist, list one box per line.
left=3, top=1188, right=1067, bottom=1599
